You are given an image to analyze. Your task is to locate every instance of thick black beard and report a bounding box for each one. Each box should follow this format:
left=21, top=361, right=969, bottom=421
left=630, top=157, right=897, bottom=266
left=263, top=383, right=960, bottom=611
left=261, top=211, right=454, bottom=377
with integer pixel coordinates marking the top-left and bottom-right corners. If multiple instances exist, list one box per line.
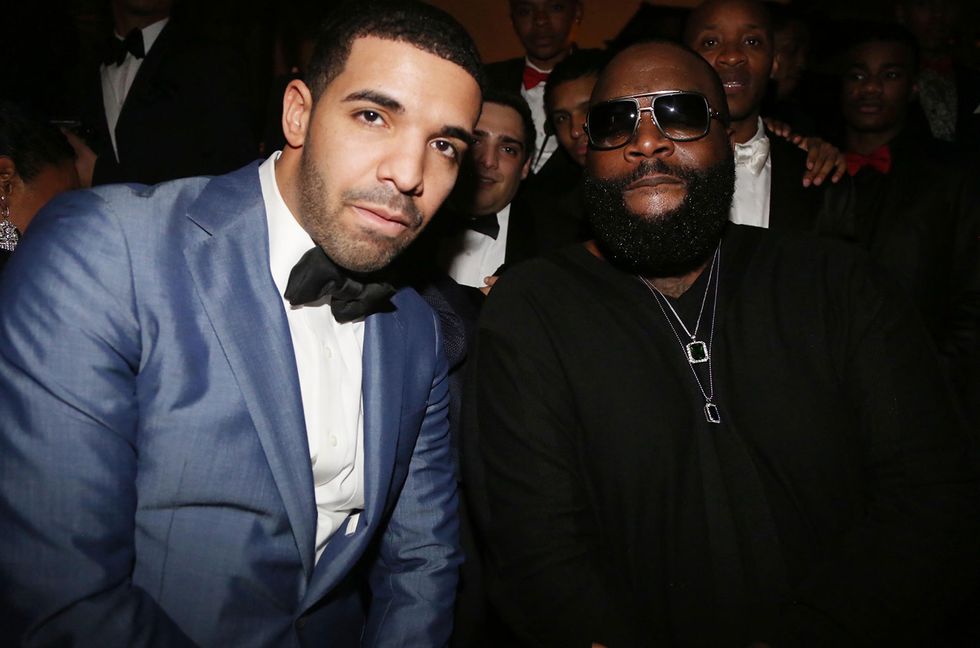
left=583, top=155, right=735, bottom=277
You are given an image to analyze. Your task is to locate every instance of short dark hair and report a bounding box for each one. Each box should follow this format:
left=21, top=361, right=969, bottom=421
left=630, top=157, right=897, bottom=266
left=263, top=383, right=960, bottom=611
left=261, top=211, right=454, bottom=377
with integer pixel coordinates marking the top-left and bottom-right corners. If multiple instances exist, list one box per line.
left=0, top=102, right=75, bottom=183
left=838, top=21, right=920, bottom=71
left=544, top=48, right=610, bottom=115
left=305, top=0, right=485, bottom=100
left=481, top=88, right=537, bottom=163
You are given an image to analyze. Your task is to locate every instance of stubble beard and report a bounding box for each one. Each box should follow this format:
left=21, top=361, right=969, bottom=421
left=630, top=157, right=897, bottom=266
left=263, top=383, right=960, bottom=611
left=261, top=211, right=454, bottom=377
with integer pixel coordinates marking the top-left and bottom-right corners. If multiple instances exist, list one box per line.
left=296, top=149, right=423, bottom=274
left=583, top=155, right=735, bottom=278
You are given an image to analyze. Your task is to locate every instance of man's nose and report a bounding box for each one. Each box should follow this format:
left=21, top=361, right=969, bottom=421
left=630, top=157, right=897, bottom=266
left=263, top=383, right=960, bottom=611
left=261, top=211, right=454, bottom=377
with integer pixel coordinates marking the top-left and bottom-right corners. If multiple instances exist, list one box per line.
left=626, top=110, right=674, bottom=159
left=378, top=138, right=425, bottom=196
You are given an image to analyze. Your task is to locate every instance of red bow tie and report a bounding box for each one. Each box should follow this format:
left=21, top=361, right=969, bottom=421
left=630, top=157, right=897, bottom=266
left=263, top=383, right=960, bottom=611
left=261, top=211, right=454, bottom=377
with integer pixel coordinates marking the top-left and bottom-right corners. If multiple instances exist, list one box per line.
left=523, top=65, right=550, bottom=90
left=845, top=145, right=892, bottom=176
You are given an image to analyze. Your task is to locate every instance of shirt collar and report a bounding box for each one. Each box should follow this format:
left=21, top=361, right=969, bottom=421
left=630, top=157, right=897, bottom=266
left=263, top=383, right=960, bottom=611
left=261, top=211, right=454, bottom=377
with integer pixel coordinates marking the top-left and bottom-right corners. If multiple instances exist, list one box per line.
left=259, top=152, right=317, bottom=295
left=114, top=17, right=169, bottom=55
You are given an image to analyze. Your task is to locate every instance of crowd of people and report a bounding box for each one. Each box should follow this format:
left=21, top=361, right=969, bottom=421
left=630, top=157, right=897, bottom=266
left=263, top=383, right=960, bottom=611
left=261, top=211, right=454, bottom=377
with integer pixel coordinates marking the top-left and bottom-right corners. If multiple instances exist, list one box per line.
left=1, top=0, right=978, bottom=646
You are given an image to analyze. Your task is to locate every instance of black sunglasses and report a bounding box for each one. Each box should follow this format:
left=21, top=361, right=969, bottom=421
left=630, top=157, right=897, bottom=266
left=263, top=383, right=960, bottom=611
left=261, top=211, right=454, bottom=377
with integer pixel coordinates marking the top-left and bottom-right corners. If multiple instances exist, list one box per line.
left=584, top=90, right=726, bottom=150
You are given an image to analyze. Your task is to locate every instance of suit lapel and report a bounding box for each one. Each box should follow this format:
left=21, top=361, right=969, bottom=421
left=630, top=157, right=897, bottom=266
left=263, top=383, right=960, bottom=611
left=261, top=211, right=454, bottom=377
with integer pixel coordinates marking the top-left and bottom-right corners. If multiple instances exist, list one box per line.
left=301, top=308, right=407, bottom=608
left=117, top=21, right=174, bottom=136
left=767, top=134, right=813, bottom=232
left=182, top=164, right=317, bottom=578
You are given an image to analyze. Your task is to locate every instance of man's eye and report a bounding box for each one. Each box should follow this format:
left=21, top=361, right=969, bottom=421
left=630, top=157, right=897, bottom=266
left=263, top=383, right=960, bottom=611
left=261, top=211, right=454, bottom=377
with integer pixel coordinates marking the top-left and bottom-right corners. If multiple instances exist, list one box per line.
left=745, top=36, right=761, bottom=46
left=356, top=110, right=384, bottom=126
left=553, top=113, right=569, bottom=124
left=701, top=37, right=718, bottom=49
left=502, top=146, right=518, bottom=156
left=432, top=140, right=459, bottom=160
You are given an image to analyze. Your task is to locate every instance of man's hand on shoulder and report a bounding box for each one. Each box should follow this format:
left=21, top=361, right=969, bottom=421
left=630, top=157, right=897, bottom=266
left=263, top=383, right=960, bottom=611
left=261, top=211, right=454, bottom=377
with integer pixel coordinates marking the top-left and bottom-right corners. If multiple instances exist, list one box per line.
left=763, top=117, right=847, bottom=187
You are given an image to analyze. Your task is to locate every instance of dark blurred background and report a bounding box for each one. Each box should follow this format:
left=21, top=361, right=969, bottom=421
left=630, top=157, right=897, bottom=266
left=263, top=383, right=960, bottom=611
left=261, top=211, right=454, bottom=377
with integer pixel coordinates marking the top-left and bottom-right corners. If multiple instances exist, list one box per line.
left=3, top=0, right=977, bottom=146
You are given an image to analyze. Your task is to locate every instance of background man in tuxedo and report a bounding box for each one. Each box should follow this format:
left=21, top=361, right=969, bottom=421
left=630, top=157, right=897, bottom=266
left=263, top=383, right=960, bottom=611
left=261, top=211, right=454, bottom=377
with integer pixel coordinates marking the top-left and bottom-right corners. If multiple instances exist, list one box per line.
left=824, top=22, right=980, bottom=431
left=426, top=91, right=536, bottom=290
left=77, top=0, right=256, bottom=185
left=0, top=1, right=483, bottom=645
left=486, top=0, right=583, bottom=174
left=506, top=48, right=610, bottom=259
left=684, top=0, right=846, bottom=231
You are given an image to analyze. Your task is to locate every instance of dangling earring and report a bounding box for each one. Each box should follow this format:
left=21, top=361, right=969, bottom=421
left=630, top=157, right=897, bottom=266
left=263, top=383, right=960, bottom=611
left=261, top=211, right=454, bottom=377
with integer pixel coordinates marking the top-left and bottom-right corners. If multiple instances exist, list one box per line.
left=0, top=182, right=17, bottom=252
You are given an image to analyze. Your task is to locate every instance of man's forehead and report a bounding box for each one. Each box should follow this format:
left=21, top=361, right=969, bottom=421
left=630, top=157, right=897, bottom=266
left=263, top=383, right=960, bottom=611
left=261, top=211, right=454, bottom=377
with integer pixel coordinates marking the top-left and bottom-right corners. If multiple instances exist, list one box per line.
left=687, top=0, right=771, bottom=34
left=477, top=102, right=524, bottom=138
left=848, top=41, right=916, bottom=67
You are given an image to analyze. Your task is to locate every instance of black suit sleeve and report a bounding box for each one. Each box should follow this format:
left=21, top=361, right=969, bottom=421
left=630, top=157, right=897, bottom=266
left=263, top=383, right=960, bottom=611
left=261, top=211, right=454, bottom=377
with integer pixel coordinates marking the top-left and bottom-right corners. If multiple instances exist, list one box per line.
left=466, top=275, right=630, bottom=647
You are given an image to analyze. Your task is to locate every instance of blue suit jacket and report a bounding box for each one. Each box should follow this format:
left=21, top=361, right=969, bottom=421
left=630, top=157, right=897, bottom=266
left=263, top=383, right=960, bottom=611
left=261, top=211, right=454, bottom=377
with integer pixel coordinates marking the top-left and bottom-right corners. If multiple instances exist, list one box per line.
left=0, top=164, right=460, bottom=646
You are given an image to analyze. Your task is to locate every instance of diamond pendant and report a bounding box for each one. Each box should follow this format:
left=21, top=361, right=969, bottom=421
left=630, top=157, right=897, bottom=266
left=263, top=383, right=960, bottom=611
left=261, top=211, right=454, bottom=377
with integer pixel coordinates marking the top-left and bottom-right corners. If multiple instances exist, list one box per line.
left=704, top=402, right=721, bottom=424
left=686, top=340, right=709, bottom=364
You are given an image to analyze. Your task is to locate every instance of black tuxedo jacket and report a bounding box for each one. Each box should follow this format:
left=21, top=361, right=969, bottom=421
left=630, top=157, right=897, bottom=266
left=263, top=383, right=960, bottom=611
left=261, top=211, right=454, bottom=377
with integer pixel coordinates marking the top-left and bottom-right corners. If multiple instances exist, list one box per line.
left=484, top=57, right=525, bottom=95
left=766, top=131, right=832, bottom=233
left=507, top=150, right=588, bottom=267
left=81, top=20, right=256, bottom=186
left=815, top=133, right=980, bottom=419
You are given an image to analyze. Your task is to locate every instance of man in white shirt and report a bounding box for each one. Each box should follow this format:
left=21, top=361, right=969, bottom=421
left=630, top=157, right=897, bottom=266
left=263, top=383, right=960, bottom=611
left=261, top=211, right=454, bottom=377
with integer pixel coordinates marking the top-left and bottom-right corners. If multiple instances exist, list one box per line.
left=684, top=0, right=846, bottom=232
left=0, top=1, right=483, bottom=646
left=436, top=91, right=536, bottom=290
left=78, top=0, right=254, bottom=185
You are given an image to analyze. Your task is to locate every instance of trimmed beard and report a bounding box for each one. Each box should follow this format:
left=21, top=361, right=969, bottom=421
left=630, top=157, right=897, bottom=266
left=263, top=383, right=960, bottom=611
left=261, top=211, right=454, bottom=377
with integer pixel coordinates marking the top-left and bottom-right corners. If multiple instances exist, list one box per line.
left=297, top=147, right=423, bottom=274
left=583, top=155, right=735, bottom=277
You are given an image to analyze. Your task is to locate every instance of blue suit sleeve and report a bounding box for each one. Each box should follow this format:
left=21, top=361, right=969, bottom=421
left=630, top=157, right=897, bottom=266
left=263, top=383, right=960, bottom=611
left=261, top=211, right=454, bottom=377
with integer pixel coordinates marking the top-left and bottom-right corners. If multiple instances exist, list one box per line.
left=362, top=308, right=461, bottom=647
left=0, top=192, right=195, bottom=646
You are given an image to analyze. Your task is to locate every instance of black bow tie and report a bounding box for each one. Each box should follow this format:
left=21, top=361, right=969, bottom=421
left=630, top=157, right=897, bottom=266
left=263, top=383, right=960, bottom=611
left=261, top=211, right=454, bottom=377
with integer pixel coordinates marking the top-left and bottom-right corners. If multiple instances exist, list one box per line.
left=283, top=246, right=396, bottom=323
left=103, top=29, right=145, bottom=66
left=464, top=213, right=499, bottom=239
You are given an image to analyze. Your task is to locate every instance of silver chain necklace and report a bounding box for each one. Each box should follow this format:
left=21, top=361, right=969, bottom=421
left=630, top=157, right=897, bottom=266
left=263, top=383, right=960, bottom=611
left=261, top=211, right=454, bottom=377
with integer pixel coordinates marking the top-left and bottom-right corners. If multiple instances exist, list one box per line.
left=639, top=243, right=722, bottom=423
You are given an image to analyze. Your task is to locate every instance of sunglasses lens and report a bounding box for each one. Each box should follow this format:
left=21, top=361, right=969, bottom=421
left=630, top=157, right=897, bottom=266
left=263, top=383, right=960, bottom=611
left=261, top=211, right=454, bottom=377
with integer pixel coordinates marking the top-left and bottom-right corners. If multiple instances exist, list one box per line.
left=587, top=100, right=639, bottom=149
left=653, top=93, right=711, bottom=140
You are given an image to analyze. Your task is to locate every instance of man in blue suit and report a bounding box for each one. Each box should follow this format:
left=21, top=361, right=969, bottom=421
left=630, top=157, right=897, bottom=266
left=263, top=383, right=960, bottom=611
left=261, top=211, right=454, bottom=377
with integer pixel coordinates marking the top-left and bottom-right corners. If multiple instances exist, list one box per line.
left=0, top=2, right=484, bottom=646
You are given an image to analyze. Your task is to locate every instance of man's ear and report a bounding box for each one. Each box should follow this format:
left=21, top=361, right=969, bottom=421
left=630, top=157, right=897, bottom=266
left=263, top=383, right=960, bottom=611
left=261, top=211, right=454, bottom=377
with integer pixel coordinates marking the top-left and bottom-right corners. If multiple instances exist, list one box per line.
left=521, top=153, right=532, bottom=180
left=769, top=51, right=781, bottom=80
left=282, top=79, right=314, bottom=149
left=0, top=156, right=16, bottom=184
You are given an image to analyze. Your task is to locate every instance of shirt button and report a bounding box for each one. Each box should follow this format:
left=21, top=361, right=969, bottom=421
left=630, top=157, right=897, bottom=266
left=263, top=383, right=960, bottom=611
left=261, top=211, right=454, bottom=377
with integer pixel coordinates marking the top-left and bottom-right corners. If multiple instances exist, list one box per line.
left=323, top=345, right=332, bottom=359
left=329, top=434, right=338, bottom=447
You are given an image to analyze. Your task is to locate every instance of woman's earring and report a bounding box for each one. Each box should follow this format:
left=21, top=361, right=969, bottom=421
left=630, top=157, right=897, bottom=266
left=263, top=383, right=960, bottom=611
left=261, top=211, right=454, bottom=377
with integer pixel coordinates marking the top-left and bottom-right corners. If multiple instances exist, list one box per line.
left=0, top=182, right=18, bottom=252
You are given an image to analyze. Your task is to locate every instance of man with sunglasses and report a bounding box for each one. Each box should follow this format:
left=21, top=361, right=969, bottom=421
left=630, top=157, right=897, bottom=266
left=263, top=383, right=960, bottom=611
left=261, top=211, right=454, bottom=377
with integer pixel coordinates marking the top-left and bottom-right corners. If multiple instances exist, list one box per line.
left=467, top=39, right=979, bottom=647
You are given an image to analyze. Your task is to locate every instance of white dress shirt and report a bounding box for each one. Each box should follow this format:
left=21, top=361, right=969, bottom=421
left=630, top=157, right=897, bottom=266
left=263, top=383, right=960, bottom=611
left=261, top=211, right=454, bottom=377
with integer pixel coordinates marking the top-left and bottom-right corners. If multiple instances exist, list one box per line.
left=729, top=118, right=772, bottom=229
left=521, top=59, right=559, bottom=174
left=259, top=153, right=365, bottom=562
left=100, top=18, right=169, bottom=161
left=444, top=204, right=511, bottom=288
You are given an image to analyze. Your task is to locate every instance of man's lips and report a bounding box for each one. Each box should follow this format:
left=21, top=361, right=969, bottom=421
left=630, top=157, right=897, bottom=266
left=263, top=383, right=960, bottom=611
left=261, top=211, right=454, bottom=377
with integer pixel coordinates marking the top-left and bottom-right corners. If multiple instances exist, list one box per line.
left=477, top=175, right=500, bottom=185
left=719, top=71, right=751, bottom=93
left=855, top=101, right=883, bottom=113
left=352, top=204, right=413, bottom=229
left=626, top=174, right=683, bottom=191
